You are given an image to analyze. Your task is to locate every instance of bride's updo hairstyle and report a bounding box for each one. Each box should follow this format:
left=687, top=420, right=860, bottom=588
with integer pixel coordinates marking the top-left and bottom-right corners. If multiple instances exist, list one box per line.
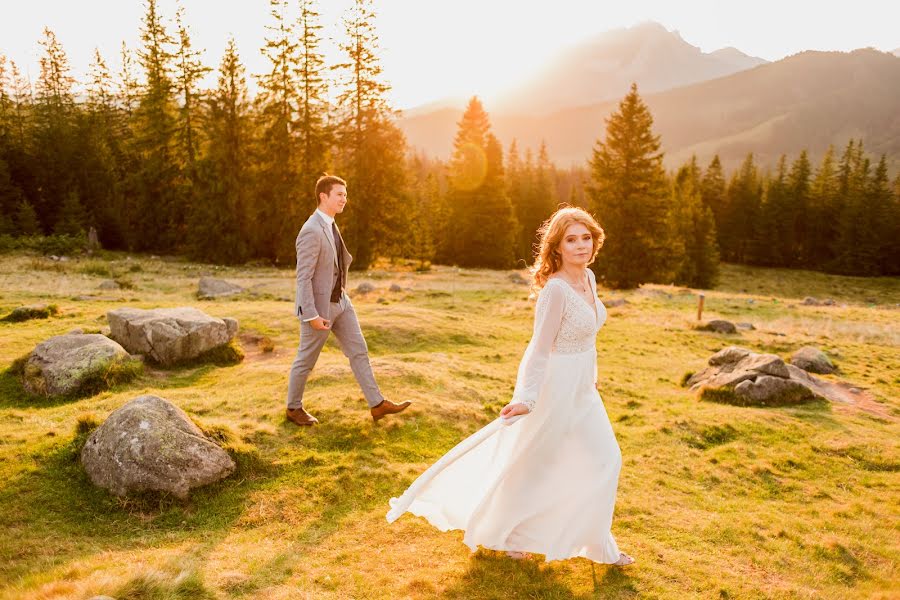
left=529, top=206, right=605, bottom=298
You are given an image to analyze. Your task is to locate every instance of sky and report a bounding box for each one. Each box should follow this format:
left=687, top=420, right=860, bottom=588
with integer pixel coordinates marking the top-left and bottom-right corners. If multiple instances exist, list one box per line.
left=1, top=0, right=898, bottom=110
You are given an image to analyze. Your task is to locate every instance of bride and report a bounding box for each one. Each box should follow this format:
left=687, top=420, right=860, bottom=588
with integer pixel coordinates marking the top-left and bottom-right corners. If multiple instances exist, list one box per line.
left=386, top=206, right=634, bottom=567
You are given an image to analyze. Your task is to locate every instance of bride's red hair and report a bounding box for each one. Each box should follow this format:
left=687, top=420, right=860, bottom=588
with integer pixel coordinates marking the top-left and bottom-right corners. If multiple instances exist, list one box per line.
left=529, top=206, right=605, bottom=298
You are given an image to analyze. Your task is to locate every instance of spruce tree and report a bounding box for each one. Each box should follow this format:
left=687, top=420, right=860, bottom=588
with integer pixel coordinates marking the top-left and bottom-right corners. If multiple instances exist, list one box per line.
left=786, top=150, right=811, bottom=266
left=173, top=2, right=210, bottom=179
left=333, top=0, right=408, bottom=268
left=443, top=97, right=517, bottom=268
left=588, top=83, right=671, bottom=288
left=671, top=162, right=719, bottom=288
left=254, top=0, right=301, bottom=262
left=806, top=145, right=839, bottom=268
left=295, top=0, right=330, bottom=191
left=700, top=155, right=727, bottom=248
left=132, top=0, right=181, bottom=251
left=33, top=27, right=77, bottom=233
left=192, top=38, right=253, bottom=263
left=15, top=198, right=41, bottom=235
left=721, top=154, right=762, bottom=263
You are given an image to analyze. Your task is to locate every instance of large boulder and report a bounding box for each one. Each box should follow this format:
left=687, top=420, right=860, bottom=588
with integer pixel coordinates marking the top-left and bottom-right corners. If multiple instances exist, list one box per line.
left=21, top=333, right=135, bottom=396
left=685, top=346, right=830, bottom=406
left=81, top=395, right=235, bottom=498
left=107, top=307, right=239, bottom=366
left=790, top=346, right=836, bottom=374
left=198, top=277, right=243, bottom=299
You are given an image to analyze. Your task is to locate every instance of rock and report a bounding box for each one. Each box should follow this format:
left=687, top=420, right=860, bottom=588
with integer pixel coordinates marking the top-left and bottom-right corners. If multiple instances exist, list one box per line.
left=802, top=296, right=836, bottom=307
left=734, top=375, right=816, bottom=405
left=81, top=395, right=235, bottom=498
left=356, top=282, right=375, bottom=294
left=708, top=346, right=752, bottom=366
left=107, top=307, right=239, bottom=366
left=198, top=277, right=243, bottom=299
left=698, top=319, right=737, bottom=334
left=21, top=333, right=133, bottom=396
left=734, top=352, right=790, bottom=378
left=377, top=297, right=388, bottom=304
left=508, top=272, right=529, bottom=285
left=605, top=298, right=628, bottom=307
left=389, top=283, right=403, bottom=292
left=1, top=303, right=58, bottom=322
left=736, top=322, right=755, bottom=330
left=790, top=346, right=836, bottom=374
left=687, top=347, right=854, bottom=407
left=98, top=280, right=120, bottom=290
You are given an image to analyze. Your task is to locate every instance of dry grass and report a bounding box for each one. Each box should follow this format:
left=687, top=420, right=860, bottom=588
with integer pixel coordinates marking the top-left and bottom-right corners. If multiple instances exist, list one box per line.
left=0, top=254, right=897, bottom=599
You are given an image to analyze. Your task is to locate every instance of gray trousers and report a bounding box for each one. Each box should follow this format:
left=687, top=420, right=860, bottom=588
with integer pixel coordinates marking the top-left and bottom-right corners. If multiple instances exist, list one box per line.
left=286, top=294, right=384, bottom=410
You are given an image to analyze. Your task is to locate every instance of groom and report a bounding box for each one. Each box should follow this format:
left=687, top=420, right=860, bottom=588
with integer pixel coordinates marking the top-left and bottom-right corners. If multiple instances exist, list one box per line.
left=286, top=174, right=411, bottom=426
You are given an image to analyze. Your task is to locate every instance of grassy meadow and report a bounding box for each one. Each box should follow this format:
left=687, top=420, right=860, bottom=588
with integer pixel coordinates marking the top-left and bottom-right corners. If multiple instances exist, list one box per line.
left=0, top=251, right=898, bottom=599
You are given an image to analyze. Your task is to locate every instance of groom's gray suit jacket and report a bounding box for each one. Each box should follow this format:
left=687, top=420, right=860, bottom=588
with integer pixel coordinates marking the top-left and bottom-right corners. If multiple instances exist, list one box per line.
left=294, top=211, right=352, bottom=320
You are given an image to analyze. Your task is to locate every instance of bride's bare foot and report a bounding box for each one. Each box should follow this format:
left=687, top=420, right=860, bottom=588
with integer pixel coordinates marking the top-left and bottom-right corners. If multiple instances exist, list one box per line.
left=506, top=551, right=528, bottom=560
left=613, top=552, right=635, bottom=566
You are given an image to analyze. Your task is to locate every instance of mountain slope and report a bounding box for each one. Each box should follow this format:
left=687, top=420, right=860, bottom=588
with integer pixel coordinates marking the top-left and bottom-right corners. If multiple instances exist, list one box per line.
left=400, top=49, right=900, bottom=170
left=491, top=21, right=767, bottom=115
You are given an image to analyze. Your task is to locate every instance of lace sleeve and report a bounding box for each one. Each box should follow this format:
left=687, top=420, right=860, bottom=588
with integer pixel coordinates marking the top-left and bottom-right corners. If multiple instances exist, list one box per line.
left=588, top=268, right=598, bottom=385
left=512, top=281, right=566, bottom=411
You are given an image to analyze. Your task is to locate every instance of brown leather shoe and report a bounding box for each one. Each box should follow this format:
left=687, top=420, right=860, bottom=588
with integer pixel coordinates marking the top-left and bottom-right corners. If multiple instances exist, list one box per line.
left=370, top=399, right=412, bottom=422
left=286, top=407, right=319, bottom=426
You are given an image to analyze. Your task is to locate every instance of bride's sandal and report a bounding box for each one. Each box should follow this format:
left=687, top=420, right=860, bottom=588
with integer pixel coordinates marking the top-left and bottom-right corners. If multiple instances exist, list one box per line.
left=506, top=551, right=529, bottom=560
left=613, top=552, right=635, bottom=566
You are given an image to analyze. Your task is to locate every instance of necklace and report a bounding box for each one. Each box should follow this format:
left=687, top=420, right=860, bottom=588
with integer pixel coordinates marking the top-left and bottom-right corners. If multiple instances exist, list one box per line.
left=560, top=271, right=588, bottom=293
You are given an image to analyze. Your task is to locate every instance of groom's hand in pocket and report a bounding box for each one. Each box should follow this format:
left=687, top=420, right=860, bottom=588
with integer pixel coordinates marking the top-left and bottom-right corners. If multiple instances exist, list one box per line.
left=309, top=317, right=331, bottom=330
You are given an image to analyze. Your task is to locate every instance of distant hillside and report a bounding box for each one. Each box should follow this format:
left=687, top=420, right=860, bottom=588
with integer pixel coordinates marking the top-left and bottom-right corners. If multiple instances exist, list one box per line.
left=400, top=49, right=900, bottom=171
left=492, top=21, right=767, bottom=115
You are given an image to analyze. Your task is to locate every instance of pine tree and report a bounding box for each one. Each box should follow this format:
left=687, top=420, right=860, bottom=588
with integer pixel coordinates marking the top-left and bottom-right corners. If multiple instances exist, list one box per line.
left=721, top=154, right=762, bottom=263
left=80, top=48, right=128, bottom=246
left=671, top=162, right=719, bottom=288
left=131, top=0, right=181, bottom=251
left=864, top=155, right=894, bottom=275
left=333, top=0, right=408, bottom=268
left=831, top=141, right=874, bottom=274
left=806, top=145, right=839, bottom=268
left=192, top=37, right=253, bottom=263
left=15, top=198, right=41, bottom=235
left=32, top=27, right=78, bottom=233
left=53, top=190, right=87, bottom=236
left=117, top=42, right=139, bottom=116
left=295, top=0, right=330, bottom=190
left=700, top=155, right=727, bottom=248
left=173, top=2, right=210, bottom=179
left=786, top=150, right=811, bottom=266
left=0, top=157, right=24, bottom=235
left=442, top=97, right=517, bottom=268
left=588, top=83, right=671, bottom=288
left=253, top=0, right=302, bottom=262
left=887, top=174, right=900, bottom=275
left=751, top=155, right=788, bottom=266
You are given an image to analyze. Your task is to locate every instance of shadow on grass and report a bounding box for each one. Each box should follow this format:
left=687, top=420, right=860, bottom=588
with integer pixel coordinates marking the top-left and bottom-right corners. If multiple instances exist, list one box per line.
left=0, top=407, right=478, bottom=593
left=0, top=422, right=282, bottom=584
left=440, top=552, right=639, bottom=599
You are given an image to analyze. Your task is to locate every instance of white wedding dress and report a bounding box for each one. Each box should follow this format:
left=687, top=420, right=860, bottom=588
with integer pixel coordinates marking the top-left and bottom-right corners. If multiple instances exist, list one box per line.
left=386, top=269, right=623, bottom=564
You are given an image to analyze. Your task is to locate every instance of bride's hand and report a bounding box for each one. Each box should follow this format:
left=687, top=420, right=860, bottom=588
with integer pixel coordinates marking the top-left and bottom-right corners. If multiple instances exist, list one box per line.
left=500, top=402, right=530, bottom=418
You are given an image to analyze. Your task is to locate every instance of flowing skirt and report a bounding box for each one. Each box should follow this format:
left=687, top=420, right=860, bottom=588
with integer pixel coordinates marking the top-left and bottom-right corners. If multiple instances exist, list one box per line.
left=386, top=348, right=623, bottom=564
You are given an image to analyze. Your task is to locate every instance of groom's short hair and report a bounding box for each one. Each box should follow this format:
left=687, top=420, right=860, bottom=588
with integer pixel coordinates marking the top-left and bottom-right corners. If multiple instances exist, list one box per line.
left=316, top=174, right=347, bottom=203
